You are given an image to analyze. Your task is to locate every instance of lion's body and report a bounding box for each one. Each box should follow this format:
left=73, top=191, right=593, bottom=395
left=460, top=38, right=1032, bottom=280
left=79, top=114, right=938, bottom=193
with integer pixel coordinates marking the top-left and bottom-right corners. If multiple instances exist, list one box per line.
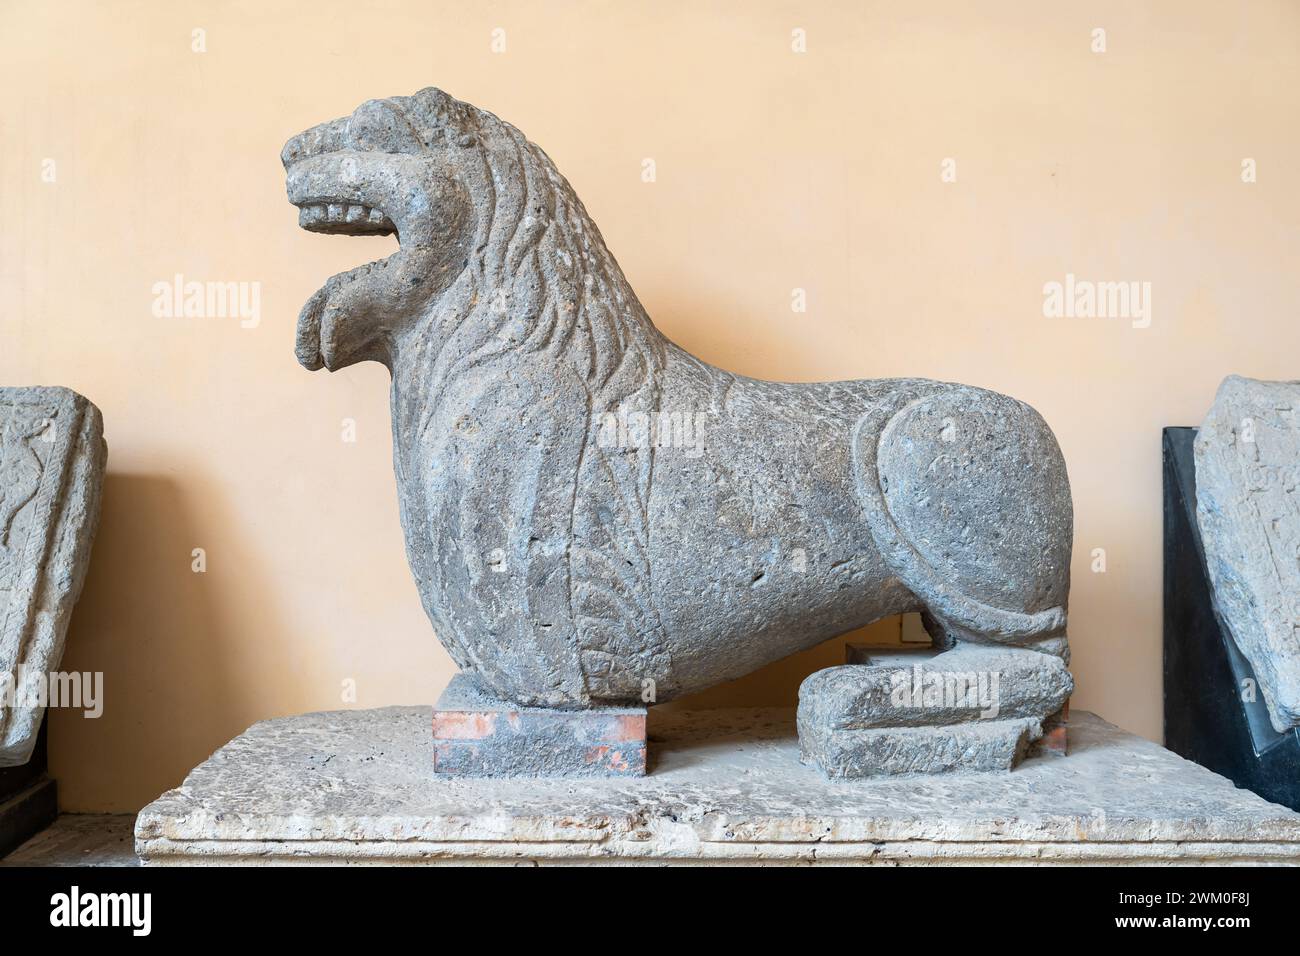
left=393, top=338, right=920, bottom=706
left=392, top=328, right=1070, bottom=707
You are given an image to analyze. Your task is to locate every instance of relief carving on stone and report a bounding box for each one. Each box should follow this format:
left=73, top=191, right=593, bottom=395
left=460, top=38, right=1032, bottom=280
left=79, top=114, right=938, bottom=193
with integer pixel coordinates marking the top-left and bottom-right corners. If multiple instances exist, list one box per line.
left=0, top=388, right=105, bottom=766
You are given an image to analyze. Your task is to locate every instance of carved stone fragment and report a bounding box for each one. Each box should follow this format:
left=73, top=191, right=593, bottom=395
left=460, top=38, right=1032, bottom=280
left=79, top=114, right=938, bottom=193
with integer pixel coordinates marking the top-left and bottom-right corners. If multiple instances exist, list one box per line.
left=1195, top=375, right=1300, bottom=733
left=0, top=387, right=105, bottom=766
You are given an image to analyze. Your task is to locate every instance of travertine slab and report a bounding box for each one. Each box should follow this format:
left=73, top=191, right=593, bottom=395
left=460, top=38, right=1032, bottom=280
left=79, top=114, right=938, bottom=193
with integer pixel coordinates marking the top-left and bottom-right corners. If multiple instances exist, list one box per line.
left=1196, top=375, right=1300, bottom=732
left=135, top=707, right=1300, bottom=865
left=0, top=387, right=105, bottom=766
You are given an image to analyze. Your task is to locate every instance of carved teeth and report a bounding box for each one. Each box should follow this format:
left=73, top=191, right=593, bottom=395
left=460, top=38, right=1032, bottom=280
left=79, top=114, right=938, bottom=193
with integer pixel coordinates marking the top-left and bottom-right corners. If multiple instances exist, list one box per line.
left=299, top=205, right=327, bottom=227
left=297, top=201, right=394, bottom=232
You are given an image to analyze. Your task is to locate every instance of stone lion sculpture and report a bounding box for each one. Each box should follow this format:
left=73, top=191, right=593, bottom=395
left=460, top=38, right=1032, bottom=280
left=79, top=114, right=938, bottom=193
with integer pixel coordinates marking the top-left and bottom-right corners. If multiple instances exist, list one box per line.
left=282, top=88, right=1073, bottom=713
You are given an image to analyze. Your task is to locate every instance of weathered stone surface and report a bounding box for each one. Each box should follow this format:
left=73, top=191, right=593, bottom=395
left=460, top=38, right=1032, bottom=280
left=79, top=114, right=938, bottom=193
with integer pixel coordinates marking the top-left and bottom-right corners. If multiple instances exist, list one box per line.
left=1195, top=375, right=1300, bottom=733
left=844, top=643, right=1073, bottom=757
left=0, top=387, right=105, bottom=766
left=433, top=674, right=645, bottom=777
left=1166, top=425, right=1300, bottom=809
left=281, top=89, right=1075, bottom=724
left=802, top=716, right=1042, bottom=777
left=799, top=644, right=1073, bottom=776
left=136, top=707, right=1300, bottom=865
left=805, top=644, right=1074, bottom=730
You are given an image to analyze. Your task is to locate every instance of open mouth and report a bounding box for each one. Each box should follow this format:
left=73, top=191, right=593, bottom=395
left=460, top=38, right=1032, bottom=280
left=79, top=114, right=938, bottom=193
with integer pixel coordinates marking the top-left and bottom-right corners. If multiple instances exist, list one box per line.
left=290, top=188, right=404, bottom=371
left=285, top=90, right=480, bottom=372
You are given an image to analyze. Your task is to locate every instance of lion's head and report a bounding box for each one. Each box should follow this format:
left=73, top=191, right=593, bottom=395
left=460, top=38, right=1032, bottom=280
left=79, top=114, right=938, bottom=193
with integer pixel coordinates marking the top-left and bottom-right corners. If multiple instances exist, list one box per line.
left=282, top=88, right=486, bottom=371
left=283, top=86, right=663, bottom=390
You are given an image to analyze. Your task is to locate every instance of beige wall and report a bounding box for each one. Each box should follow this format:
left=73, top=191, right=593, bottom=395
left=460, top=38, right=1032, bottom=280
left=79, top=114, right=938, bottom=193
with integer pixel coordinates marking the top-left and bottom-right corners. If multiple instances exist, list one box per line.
left=3, top=1, right=1299, bottom=811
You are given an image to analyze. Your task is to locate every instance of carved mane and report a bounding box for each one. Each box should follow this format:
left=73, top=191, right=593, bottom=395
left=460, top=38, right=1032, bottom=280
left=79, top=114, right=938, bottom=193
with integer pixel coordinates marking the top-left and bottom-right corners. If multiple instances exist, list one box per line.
left=393, top=92, right=677, bottom=702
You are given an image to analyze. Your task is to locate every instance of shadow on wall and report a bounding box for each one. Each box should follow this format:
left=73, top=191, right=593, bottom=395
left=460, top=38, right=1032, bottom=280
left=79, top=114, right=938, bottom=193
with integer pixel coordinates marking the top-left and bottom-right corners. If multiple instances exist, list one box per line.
left=47, top=473, right=286, bottom=812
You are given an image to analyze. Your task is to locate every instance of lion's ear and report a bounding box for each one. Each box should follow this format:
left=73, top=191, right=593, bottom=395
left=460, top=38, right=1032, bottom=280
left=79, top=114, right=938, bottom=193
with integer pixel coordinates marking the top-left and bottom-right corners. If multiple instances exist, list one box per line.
left=412, top=87, right=454, bottom=110
left=408, top=87, right=479, bottom=145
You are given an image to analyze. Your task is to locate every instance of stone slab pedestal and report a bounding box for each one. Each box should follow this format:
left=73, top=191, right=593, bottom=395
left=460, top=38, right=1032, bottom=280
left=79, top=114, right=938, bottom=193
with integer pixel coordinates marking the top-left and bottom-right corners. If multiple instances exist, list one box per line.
left=432, top=674, right=646, bottom=777
left=135, top=707, right=1300, bottom=865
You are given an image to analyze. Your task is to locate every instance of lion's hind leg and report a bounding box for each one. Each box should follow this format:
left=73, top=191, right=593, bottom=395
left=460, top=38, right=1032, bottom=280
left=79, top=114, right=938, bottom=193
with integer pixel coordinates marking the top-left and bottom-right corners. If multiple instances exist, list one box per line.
left=851, top=383, right=1073, bottom=659
left=797, top=386, right=1076, bottom=777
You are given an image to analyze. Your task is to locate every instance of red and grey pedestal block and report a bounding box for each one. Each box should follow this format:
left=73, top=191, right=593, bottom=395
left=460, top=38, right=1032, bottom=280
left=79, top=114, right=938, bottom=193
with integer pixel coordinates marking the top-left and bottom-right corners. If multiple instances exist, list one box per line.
left=432, top=674, right=647, bottom=778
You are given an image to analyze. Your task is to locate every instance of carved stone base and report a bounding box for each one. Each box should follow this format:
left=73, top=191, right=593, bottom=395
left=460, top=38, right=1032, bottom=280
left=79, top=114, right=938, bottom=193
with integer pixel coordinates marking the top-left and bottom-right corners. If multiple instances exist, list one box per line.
left=799, top=643, right=1073, bottom=777
left=801, top=716, right=1041, bottom=778
left=432, top=674, right=646, bottom=778
left=135, top=707, right=1300, bottom=865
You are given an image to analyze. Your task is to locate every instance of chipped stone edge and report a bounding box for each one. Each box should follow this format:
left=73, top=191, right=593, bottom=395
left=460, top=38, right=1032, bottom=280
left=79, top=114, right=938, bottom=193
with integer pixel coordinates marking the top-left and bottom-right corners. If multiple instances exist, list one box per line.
left=132, top=836, right=1300, bottom=866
